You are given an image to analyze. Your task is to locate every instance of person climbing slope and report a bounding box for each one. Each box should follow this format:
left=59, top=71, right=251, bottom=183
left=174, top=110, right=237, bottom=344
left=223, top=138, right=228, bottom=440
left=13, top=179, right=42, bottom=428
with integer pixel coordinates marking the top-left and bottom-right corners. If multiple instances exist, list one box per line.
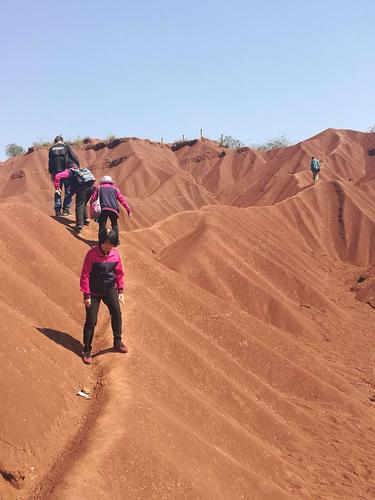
left=54, top=165, right=95, bottom=233
left=310, top=156, right=321, bottom=182
left=48, top=135, right=80, bottom=216
left=90, top=175, right=132, bottom=241
left=80, top=228, right=128, bottom=364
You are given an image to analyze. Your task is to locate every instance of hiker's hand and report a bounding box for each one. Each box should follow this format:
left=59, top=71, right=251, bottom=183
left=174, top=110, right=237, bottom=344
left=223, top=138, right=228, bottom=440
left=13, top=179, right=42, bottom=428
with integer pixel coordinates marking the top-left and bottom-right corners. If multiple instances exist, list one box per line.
left=55, top=189, right=62, bottom=196
left=84, top=298, right=91, bottom=308
left=118, top=293, right=124, bottom=304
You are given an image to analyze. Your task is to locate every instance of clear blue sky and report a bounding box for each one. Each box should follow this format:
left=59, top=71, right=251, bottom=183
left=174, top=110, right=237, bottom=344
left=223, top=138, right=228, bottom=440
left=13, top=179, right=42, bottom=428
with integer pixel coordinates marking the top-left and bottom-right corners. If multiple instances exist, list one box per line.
left=1, top=0, right=374, bottom=158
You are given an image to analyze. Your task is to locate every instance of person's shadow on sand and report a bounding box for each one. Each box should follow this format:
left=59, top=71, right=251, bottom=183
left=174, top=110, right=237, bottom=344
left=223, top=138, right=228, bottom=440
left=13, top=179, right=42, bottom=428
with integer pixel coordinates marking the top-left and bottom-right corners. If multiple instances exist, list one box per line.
left=50, top=215, right=97, bottom=248
left=35, top=327, right=82, bottom=357
left=92, top=347, right=117, bottom=358
left=51, top=214, right=75, bottom=229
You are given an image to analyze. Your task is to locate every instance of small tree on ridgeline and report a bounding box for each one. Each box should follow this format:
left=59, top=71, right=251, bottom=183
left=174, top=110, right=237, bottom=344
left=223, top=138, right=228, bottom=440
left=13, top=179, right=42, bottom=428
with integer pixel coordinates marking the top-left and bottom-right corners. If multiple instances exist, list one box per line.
left=220, top=135, right=244, bottom=148
left=253, top=135, right=291, bottom=151
left=5, top=143, right=25, bottom=158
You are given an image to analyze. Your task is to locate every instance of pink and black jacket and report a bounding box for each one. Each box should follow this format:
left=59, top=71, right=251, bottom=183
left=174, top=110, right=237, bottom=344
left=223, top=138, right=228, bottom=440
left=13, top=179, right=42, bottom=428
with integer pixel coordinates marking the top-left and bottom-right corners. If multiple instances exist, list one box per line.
left=90, top=183, right=132, bottom=216
left=80, top=245, right=124, bottom=299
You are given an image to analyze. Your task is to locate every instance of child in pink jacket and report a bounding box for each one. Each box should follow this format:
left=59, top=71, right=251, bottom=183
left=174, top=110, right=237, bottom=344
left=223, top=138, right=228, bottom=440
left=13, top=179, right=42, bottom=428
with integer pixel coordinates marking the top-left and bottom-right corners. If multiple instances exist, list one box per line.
left=90, top=175, right=132, bottom=240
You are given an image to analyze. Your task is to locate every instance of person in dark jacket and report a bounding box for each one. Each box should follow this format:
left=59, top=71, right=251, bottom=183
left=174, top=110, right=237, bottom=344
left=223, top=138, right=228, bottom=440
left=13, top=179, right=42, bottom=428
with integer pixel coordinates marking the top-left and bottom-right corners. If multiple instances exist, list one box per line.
left=80, top=228, right=128, bottom=364
left=54, top=166, right=95, bottom=233
left=90, top=175, right=132, bottom=240
left=48, top=136, right=80, bottom=216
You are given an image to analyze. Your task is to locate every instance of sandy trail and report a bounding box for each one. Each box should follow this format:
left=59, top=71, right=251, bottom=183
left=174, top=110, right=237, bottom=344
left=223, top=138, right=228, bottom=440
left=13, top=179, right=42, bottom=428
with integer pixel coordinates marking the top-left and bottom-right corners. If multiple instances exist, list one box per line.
left=36, top=205, right=375, bottom=499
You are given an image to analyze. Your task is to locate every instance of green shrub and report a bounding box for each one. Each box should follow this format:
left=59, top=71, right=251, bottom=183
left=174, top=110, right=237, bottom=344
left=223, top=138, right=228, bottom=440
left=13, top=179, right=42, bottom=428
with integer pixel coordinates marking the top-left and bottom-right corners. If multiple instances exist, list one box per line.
left=220, top=135, right=244, bottom=148
left=66, top=136, right=85, bottom=147
left=253, top=135, right=291, bottom=151
left=33, top=140, right=53, bottom=148
left=5, top=143, right=25, bottom=158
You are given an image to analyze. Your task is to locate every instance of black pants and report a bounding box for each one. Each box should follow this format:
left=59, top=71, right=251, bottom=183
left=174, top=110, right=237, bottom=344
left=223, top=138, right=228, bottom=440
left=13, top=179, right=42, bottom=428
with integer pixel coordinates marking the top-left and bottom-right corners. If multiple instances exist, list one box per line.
left=98, top=210, right=119, bottom=240
left=76, top=186, right=95, bottom=227
left=83, top=287, right=122, bottom=348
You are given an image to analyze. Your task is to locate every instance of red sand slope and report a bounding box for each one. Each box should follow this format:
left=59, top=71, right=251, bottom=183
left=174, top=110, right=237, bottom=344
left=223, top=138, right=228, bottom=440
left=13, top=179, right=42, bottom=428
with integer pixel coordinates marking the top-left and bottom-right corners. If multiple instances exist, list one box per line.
left=0, top=129, right=374, bottom=499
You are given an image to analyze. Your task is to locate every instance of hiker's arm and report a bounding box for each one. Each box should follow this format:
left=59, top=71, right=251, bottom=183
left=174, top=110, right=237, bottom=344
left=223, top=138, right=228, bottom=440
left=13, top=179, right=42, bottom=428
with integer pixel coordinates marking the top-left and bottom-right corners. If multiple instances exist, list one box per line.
left=48, top=148, right=53, bottom=171
left=114, top=255, right=124, bottom=293
left=54, top=169, right=70, bottom=189
left=116, top=188, right=132, bottom=215
left=67, top=145, right=80, bottom=167
left=80, top=252, right=93, bottom=300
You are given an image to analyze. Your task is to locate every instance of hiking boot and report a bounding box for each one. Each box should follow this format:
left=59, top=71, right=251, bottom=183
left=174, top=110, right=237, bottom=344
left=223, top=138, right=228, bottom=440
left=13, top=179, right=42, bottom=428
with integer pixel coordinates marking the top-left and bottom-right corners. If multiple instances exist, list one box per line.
left=84, top=219, right=90, bottom=226
left=55, top=210, right=61, bottom=217
left=82, top=347, right=92, bottom=365
left=113, top=341, right=128, bottom=353
left=62, top=209, right=71, bottom=216
left=73, top=225, right=83, bottom=233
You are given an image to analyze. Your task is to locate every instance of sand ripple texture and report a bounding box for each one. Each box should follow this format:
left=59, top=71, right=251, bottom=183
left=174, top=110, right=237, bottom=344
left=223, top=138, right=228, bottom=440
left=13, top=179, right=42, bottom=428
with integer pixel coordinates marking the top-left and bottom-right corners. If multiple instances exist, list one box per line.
left=0, top=129, right=374, bottom=499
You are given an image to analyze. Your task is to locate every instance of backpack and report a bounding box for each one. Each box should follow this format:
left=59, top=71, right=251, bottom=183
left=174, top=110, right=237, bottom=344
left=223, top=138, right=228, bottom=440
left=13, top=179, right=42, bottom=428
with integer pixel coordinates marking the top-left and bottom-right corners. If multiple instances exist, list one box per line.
left=90, top=188, right=101, bottom=220
left=48, top=144, right=68, bottom=174
left=311, top=159, right=320, bottom=172
left=70, top=167, right=95, bottom=186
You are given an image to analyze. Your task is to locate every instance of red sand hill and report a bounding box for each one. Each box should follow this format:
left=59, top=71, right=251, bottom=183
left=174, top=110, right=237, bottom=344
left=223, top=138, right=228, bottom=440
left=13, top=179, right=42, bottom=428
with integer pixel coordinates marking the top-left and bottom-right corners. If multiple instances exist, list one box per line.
left=0, top=129, right=374, bottom=499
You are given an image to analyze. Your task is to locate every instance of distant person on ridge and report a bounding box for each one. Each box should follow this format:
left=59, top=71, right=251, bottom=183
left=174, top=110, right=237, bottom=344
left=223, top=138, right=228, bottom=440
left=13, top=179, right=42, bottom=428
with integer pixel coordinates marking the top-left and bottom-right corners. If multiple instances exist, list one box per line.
left=54, top=165, right=95, bottom=233
left=310, top=156, right=321, bottom=182
left=89, top=175, right=132, bottom=241
left=80, top=228, right=128, bottom=364
left=48, top=135, right=80, bottom=216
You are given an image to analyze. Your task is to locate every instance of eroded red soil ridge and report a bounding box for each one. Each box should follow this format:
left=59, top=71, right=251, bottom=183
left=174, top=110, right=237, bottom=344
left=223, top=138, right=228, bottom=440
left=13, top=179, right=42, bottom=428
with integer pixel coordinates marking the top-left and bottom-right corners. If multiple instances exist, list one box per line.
left=0, top=128, right=374, bottom=499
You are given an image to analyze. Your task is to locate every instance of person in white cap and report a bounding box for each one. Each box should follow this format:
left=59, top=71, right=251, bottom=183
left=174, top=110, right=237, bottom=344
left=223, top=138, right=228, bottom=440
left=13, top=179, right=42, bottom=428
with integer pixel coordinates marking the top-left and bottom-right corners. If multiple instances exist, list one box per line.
left=90, top=175, right=132, bottom=240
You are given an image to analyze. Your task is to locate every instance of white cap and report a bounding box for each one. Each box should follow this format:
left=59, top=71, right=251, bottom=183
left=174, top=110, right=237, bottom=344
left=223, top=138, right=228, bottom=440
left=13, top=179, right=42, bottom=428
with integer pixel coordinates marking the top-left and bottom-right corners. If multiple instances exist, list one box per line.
left=100, top=175, right=113, bottom=184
